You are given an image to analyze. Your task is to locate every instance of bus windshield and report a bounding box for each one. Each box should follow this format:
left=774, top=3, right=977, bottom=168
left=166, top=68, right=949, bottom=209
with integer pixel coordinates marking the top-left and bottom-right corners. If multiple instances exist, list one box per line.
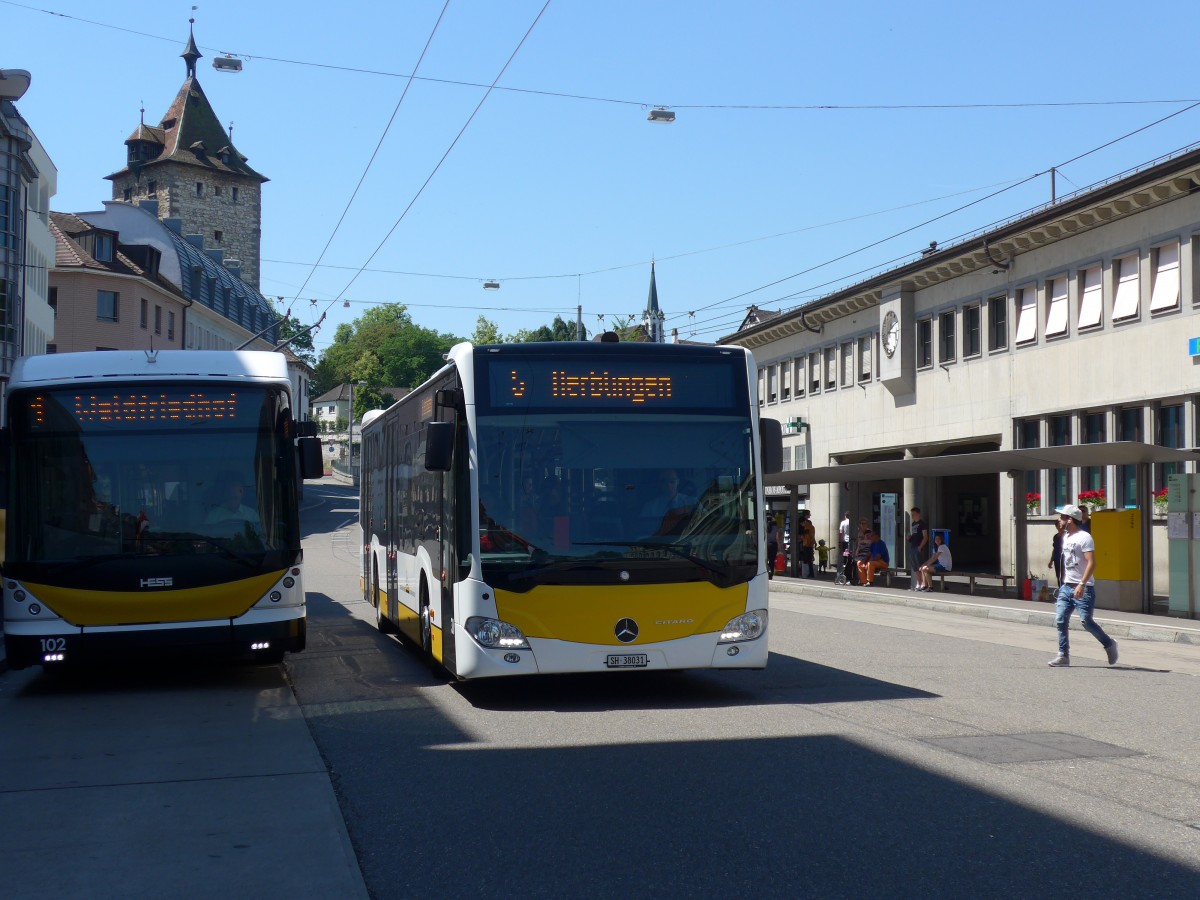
left=5, top=385, right=297, bottom=574
left=475, top=412, right=759, bottom=589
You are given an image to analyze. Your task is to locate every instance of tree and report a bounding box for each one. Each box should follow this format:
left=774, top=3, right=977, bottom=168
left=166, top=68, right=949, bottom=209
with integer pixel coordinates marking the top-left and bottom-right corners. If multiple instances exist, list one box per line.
left=312, top=303, right=462, bottom=404
left=471, top=316, right=504, bottom=345
left=510, top=315, right=587, bottom=343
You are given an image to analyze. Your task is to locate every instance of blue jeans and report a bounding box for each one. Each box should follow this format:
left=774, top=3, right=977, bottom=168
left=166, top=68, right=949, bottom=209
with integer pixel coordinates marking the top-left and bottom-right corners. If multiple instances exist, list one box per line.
left=1055, top=583, right=1113, bottom=655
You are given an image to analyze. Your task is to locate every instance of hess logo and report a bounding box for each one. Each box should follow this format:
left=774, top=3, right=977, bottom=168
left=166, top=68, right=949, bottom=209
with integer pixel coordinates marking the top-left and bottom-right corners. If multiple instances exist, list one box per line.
left=140, top=577, right=174, bottom=588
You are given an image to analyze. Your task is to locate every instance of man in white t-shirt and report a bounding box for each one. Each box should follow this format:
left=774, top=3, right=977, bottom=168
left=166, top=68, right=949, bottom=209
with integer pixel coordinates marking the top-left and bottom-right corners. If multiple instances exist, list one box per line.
left=1048, top=504, right=1118, bottom=668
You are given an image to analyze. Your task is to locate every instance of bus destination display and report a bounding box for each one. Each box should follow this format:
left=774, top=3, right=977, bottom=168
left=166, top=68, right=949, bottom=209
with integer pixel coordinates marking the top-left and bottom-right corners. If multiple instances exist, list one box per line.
left=484, top=358, right=739, bottom=411
left=29, top=390, right=244, bottom=428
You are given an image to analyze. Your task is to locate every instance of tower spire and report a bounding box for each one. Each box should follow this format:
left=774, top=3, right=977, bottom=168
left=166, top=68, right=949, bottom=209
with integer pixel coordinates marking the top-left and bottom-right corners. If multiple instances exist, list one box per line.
left=643, top=260, right=663, bottom=343
left=181, top=18, right=202, bottom=78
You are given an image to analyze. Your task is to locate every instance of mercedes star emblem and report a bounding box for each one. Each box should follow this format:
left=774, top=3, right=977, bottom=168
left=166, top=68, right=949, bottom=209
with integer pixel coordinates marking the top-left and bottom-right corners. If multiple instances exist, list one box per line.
left=614, top=618, right=639, bottom=643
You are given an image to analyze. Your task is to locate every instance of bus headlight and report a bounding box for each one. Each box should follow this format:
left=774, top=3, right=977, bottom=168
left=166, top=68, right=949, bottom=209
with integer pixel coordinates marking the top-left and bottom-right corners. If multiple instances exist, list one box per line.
left=465, top=616, right=530, bottom=650
left=718, top=609, right=767, bottom=643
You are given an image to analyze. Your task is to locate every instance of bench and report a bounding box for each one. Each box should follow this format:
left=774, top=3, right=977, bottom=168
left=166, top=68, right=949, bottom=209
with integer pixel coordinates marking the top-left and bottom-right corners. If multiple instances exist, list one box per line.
left=879, top=569, right=910, bottom=588
left=930, top=571, right=1015, bottom=595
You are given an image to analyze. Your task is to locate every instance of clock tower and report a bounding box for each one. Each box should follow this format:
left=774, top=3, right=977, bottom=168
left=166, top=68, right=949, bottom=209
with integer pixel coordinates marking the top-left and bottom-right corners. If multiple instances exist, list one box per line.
left=878, top=290, right=914, bottom=391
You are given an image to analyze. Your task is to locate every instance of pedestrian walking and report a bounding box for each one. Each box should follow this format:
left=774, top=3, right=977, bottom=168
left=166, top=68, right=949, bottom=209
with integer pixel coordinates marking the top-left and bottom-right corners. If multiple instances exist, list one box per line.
left=1048, top=504, right=1118, bottom=668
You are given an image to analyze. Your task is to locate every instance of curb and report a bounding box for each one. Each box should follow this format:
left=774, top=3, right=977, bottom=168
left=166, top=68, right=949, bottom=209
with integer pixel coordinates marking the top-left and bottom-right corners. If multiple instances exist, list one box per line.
left=768, top=579, right=1200, bottom=646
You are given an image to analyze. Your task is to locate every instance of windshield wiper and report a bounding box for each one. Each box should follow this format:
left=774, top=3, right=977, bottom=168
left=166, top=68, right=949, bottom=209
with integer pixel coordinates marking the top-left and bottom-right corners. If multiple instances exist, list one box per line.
left=575, top=540, right=726, bottom=579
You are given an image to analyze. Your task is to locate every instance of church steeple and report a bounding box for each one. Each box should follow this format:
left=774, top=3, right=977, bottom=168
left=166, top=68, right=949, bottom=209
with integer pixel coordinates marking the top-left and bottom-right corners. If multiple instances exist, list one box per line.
left=181, top=19, right=202, bottom=79
left=643, top=261, right=663, bottom=343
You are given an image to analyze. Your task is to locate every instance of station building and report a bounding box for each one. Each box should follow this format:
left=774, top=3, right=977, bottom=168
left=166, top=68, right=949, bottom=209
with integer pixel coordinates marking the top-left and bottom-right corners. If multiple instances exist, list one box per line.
left=724, top=142, right=1200, bottom=617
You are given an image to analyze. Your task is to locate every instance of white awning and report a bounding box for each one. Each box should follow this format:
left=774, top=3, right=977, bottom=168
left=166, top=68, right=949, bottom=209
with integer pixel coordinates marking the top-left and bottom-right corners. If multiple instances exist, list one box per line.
left=766, top=442, right=1200, bottom=487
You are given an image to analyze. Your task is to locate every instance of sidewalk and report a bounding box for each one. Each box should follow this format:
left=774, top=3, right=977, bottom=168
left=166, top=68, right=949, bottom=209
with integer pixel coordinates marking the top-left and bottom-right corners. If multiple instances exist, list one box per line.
left=769, top=573, right=1200, bottom=646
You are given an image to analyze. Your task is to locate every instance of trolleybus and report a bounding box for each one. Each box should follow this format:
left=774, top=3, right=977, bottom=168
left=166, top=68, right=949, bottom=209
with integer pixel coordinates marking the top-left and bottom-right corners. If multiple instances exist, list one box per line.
left=2, top=350, right=322, bottom=669
left=360, top=339, right=782, bottom=679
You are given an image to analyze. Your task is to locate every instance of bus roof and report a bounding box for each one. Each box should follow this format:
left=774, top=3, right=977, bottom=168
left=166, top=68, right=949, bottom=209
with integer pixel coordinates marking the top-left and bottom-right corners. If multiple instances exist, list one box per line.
left=9, top=350, right=291, bottom=390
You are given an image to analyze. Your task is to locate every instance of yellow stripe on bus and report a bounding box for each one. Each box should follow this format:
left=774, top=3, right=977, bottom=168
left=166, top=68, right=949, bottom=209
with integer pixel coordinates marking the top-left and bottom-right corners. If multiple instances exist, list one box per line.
left=22, top=570, right=288, bottom=626
left=494, top=581, right=748, bottom=645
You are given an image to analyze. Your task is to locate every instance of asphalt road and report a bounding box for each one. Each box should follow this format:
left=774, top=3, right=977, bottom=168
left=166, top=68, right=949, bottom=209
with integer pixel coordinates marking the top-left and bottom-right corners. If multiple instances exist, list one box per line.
left=295, top=480, right=1200, bottom=899
left=2, top=479, right=1199, bottom=899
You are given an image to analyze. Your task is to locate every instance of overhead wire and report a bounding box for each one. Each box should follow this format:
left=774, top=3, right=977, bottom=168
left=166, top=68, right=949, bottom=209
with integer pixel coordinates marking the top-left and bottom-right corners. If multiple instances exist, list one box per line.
left=666, top=103, right=1200, bottom=336
left=286, top=0, right=453, bottom=322
left=314, top=0, right=554, bottom=322
left=10, top=0, right=1200, bottom=342
left=4, top=1, right=1198, bottom=114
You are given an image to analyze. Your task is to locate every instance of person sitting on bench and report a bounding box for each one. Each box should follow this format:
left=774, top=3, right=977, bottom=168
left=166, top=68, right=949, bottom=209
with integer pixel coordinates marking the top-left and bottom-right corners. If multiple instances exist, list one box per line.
left=857, top=530, right=889, bottom=586
left=916, top=532, right=952, bottom=592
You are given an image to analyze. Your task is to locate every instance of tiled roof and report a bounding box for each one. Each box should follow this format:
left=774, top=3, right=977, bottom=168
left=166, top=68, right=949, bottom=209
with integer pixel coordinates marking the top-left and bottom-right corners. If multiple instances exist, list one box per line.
left=50, top=211, right=183, bottom=297
left=126, top=123, right=165, bottom=144
left=108, top=76, right=267, bottom=183
left=49, top=214, right=100, bottom=269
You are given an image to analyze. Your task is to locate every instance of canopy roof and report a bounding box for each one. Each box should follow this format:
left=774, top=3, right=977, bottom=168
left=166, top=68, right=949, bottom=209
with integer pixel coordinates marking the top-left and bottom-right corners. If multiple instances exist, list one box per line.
left=767, top=442, right=1200, bottom=488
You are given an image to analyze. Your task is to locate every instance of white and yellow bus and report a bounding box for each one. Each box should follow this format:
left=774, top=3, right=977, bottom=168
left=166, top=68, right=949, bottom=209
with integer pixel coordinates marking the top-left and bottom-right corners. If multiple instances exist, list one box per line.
left=2, top=350, right=322, bottom=669
left=360, top=338, right=782, bottom=679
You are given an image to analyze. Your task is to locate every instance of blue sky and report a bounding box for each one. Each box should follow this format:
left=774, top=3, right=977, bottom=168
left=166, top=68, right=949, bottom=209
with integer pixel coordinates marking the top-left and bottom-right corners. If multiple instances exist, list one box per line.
left=8, top=0, right=1200, bottom=352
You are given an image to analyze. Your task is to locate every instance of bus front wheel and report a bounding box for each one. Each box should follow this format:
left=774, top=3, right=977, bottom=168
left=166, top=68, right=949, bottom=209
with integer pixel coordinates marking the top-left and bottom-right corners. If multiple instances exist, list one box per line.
left=374, top=561, right=397, bottom=635
left=419, top=580, right=433, bottom=658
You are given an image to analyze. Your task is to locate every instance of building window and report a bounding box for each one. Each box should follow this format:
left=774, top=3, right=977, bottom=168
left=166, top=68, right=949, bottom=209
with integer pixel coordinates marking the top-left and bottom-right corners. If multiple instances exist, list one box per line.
left=1156, top=404, right=1186, bottom=490
left=195, top=182, right=204, bottom=197
left=793, top=358, right=805, bottom=398
left=1117, top=408, right=1142, bottom=508
left=858, top=335, right=872, bottom=381
left=938, top=311, right=956, bottom=363
left=781, top=361, right=792, bottom=401
left=917, top=318, right=932, bottom=368
left=232, top=186, right=239, bottom=203
left=168, top=310, right=175, bottom=341
left=767, top=365, right=778, bottom=403
left=824, top=347, right=837, bottom=391
left=809, top=351, right=821, bottom=394
left=757, top=370, right=765, bottom=407
left=988, top=295, right=1007, bottom=351
left=97, top=290, right=119, bottom=322
left=1150, top=242, right=1180, bottom=313
left=147, top=180, right=157, bottom=195
left=1078, top=265, right=1103, bottom=329
left=1015, top=285, right=1037, bottom=344
left=963, top=304, right=981, bottom=358
left=214, top=230, right=223, bottom=243
left=840, top=342, right=854, bottom=387
left=1112, top=254, right=1140, bottom=321
left=1019, top=419, right=1040, bottom=502
left=1049, top=414, right=1072, bottom=509
left=93, top=233, right=113, bottom=262
left=154, top=305, right=162, bottom=335
left=140, top=297, right=148, bottom=328
left=214, top=185, right=222, bottom=197
left=49, top=286, right=57, bottom=317
left=1045, top=276, right=1068, bottom=337
left=1081, top=412, right=1106, bottom=496
left=123, top=188, right=132, bottom=202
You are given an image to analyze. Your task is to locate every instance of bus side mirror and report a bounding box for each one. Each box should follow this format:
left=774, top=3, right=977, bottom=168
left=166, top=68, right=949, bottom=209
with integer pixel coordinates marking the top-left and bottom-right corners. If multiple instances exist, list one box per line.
left=425, top=421, right=454, bottom=472
left=298, top=437, right=323, bottom=480
left=759, top=418, right=783, bottom=474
